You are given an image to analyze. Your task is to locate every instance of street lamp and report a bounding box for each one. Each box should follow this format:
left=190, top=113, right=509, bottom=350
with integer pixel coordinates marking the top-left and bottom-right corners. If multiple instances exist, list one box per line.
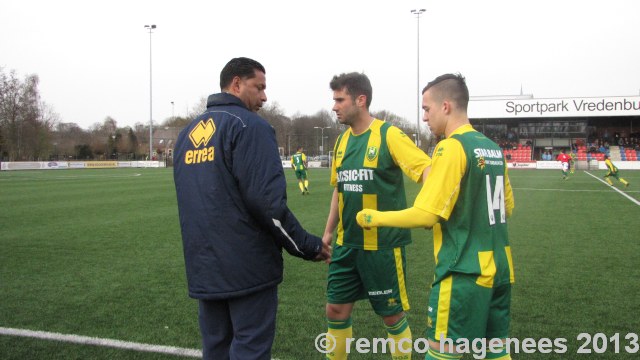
left=144, top=24, right=156, bottom=160
left=171, top=101, right=175, bottom=120
left=410, top=9, right=426, bottom=148
left=314, top=126, right=330, bottom=157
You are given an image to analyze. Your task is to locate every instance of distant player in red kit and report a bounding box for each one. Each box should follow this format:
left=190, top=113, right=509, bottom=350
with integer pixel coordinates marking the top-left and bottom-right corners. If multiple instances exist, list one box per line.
left=557, top=149, right=571, bottom=180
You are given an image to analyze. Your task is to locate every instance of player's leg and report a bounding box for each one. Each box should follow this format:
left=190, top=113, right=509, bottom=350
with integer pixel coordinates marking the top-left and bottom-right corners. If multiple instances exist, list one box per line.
left=227, top=286, right=278, bottom=360
left=425, top=274, right=492, bottom=360
left=295, top=171, right=305, bottom=194
left=326, top=303, right=354, bottom=360
left=326, top=245, right=363, bottom=359
left=614, top=173, right=629, bottom=187
left=303, top=171, right=309, bottom=193
left=485, top=283, right=513, bottom=359
left=362, top=247, right=412, bottom=360
left=198, top=299, right=233, bottom=360
left=604, top=172, right=613, bottom=185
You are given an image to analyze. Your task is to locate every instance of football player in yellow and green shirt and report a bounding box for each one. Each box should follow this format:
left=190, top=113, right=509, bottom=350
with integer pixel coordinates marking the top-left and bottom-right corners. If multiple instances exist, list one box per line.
left=358, top=74, right=515, bottom=360
left=291, top=146, right=309, bottom=194
left=323, top=72, right=431, bottom=360
left=604, top=155, right=629, bottom=187
left=569, top=151, right=576, bottom=174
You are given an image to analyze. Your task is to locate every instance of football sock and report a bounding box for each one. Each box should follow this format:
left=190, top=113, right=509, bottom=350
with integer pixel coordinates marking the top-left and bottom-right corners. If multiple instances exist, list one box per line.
left=304, top=180, right=309, bottom=191
left=485, top=344, right=511, bottom=359
left=385, top=316, right=412, bottom=359
left=621, top=178, right=629, bottom=186
left=424, top=347, right=461, bottom=360
left=326, top=317, right=352, bottom=360
left=605, top=177, right=613, bottom=185
left=298, top=182, right=305, bottom=193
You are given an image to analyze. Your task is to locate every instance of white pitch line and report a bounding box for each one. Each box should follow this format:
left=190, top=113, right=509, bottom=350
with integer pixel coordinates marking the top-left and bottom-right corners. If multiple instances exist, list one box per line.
left=584, top=171, right=640, bottom=206
left=0, top=327, right=201, bottom=358
left=0, top=173, right=143, bottom=181
left=0, top=326, right=283, bottom=359
left=515, top=187, right=616, bottom=192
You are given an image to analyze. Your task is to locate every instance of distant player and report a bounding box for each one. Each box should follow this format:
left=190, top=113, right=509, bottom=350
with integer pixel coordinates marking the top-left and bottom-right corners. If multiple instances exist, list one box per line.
left=569, top=151, right=576, bottom=174
left=291, top=146, right=309, bottom=194
left=603, top=155, right=629, bottom=187
left=556, top=149, right=571, bottom=180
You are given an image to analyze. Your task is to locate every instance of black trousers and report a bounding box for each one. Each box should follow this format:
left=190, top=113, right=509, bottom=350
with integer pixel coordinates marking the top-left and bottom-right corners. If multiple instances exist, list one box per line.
left=198, top=286, right=278, bottom=360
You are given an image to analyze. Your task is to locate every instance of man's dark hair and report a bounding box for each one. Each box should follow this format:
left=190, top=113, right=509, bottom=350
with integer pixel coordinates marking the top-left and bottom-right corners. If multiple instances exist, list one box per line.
left=220, top=57, right=266, bottom=90
left=329, top=72, right=373, bottom=109
left=422, top=73, right=469, bottom=112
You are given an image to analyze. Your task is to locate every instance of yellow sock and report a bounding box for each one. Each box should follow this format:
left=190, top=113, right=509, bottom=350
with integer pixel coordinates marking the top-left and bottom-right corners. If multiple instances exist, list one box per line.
left=605, top=177, right=613, bottom=185
left=304, top=179, right=309, bottom=190
left=621, top=178, right=629, bottom=186
left=298, top=182, right=305, bottom=192
left=485, top=344, right=511, bottom=359
left=326, top=318, right=352, bottom=360
left=424, top=348, right=461, bottom=360
left=385, top=316, right=412, bottom=359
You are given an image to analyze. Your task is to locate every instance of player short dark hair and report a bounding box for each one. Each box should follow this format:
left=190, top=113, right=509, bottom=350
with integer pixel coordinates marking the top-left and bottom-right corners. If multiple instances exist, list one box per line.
left=220, top=57, right=266, bottom=91
left=329, top=72, right=373, bottom=109
left=422, top=73, right=469, bottom=112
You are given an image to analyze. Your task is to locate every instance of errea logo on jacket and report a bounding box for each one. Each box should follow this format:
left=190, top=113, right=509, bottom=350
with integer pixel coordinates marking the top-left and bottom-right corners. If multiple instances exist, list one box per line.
left=184, top=118, right=216, bottom=165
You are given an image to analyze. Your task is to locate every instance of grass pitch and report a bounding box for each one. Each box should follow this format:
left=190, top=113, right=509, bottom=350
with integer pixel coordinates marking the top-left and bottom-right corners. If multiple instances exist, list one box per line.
left=1, top=168, right=639, bottom=359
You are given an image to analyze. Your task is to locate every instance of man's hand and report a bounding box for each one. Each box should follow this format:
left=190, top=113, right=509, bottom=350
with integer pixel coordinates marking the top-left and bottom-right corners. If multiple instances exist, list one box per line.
left=314, top=234, right=333, bottom=263
left=356, top=209, right=380, bottom=229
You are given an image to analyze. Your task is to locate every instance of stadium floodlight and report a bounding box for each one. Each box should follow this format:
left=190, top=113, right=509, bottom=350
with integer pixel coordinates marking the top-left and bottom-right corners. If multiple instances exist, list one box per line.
left=144, top=24, right=156, bottom=160
left=314, top=126, right=331, bottom=157
left=410, top=9, right=426, bottom=148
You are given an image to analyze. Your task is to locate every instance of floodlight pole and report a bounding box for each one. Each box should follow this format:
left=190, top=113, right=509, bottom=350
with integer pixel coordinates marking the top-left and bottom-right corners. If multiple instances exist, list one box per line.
left=144, top=24, right=156, bottom=160
left=411, top=9, right=426, bottom=148
left=314, top=126, right=330, bottom=157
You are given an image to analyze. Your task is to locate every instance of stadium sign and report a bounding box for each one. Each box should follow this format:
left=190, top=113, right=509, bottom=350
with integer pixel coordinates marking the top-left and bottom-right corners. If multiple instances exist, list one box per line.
left=469, top=96, right=640, bottom=119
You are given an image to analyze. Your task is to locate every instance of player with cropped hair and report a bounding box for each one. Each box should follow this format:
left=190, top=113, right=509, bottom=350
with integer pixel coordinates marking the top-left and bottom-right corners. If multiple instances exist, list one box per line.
left=357, top=73, right=515, bottom=360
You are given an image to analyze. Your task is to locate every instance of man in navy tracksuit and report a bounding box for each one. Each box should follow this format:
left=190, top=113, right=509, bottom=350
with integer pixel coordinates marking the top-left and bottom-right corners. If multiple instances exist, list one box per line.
left=174, top=57, right=331, bottom=360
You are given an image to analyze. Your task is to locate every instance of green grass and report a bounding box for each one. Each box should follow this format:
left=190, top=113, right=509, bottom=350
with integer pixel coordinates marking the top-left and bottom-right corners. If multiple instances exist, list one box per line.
left=1, top=168, right=639, bottom=359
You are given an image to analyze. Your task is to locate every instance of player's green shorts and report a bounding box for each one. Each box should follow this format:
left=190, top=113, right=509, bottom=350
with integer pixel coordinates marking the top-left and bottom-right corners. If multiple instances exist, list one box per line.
left=605, top=171, right=619, bottom=179
left=327, top=244, right=409, bottom=316
left=427, top=273, right=511, bottom=342
left=294, top=169, right=307, bottom=180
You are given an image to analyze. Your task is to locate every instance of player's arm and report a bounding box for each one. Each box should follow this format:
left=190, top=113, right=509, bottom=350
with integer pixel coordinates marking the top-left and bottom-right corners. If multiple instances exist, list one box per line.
left=504, top=166, right=515, bottom=218
left=357, top=138, right=466, bottom=229
left=357, top=206, right=440, bottom=229
left=323, top=187, right=340, bottom=243
left=386, top=126, right=431, bottom=183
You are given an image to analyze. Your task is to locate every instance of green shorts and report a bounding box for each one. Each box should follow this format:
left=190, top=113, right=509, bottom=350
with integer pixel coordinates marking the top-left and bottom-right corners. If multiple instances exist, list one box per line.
left=427, top=273, right=511, bottom=342
left=294, top=169, right=307, bottom=180
left=605, top=171, right=619, bottom=179
left=327, top=244, right=409, bottom=316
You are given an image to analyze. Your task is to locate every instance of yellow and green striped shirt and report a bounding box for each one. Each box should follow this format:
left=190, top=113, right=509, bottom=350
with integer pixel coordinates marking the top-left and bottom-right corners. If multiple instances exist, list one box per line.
left=330, top=119, right=431, bottom=250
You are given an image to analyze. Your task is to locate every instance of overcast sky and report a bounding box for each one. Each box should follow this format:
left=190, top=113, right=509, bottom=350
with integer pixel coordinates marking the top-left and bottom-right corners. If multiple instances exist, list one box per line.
left=1, top=0, right=639, bottom=130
